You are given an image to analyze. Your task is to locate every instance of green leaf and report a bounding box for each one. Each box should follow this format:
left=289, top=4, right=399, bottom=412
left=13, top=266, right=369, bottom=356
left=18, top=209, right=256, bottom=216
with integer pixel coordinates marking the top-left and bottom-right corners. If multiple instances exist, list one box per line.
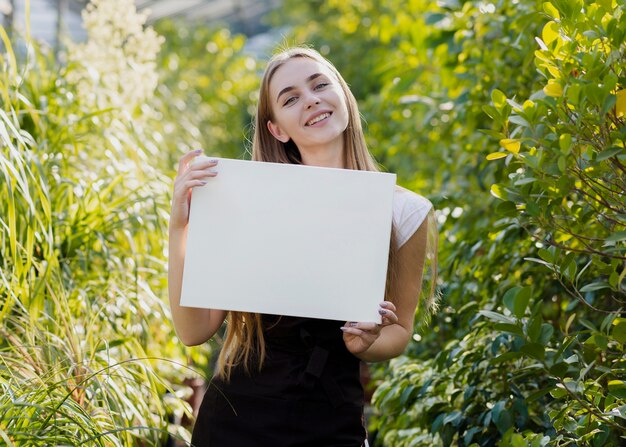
left=510, top=433, right=527, bottom=447
left=491, top=89, right=507, bottom=109
left=520, top=342, right=545, bottom=360
left=524, top=257, right=555, bottom=269
left=496, top=200, right=517, bottom=217
left=596, top=146, right=623, bottom=161
left=479, top=310, right=516, bottom=324
left=608, top=380, right=626, bottom=398
left=503, top=286, right=532, bottom=318
left=585, top=334, right=608, bottom=349
left=525, top=202, right=540, bottom=217
left=490, top=184, right=508, bottom=200
left=443, top=410, right=461, bottom=426
left=526, top=386, right=555, bottom=402
left=513, top=177, right=537, bottom=186
left=549, top=362, right=569, bottom=378
left=508, top=115, right=529, bottom=127
left=559, top=133, right=572, bottom=154
left=399, top=385, right=415, bottom=405
left=612, top=404, right=626, bottom=420
left=538, top=248, right=554, bottom=263
left=539, top=323, right=554, bottom=344
left=494, top=323, right=525, bottom=337
left=526, top=316, right=543, bottom=342
left=492, top=351, right=523, bottom=364
left=611, top=319, right=626, bottom=344
left=550, top=386, right=568, bottom=398
left=562, top=378, right=582, bottom=394
left=482, top=104, right=501, bottom=120
left=605, top=231, right=626, bottom=242
left=491, top=401, right=512, bottom=434
left=424, top=12, right=447, bottom=25
left=560, top=252, right=576, bottom=279
left=579, top=282, right=610, bottom=292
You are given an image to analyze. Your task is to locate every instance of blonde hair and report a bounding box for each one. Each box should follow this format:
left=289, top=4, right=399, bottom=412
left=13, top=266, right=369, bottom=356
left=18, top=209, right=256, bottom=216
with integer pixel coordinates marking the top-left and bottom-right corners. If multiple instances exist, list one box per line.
left=216, top=47, right=437, bottom=380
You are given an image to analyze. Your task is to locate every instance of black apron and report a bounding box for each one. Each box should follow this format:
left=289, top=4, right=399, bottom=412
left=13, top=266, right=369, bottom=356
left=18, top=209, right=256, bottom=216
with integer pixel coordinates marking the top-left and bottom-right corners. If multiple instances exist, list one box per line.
left=191, top=314, right=366, bottom=446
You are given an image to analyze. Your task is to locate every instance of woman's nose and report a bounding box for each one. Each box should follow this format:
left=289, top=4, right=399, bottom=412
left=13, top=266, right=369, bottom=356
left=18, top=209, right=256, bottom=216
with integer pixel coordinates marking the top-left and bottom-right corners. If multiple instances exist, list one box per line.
left=304, top=92, right=321, bottom=108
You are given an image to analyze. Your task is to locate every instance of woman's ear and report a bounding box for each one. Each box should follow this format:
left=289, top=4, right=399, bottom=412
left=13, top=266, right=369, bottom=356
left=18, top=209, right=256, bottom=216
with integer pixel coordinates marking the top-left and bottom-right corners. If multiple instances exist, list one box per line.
left=267, top=120, right=290, bottom=143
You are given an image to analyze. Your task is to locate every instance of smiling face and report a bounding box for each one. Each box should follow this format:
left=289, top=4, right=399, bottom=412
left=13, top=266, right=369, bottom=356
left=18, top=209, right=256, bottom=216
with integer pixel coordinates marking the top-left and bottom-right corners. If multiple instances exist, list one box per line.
left=266, top=57, right=350, bottom=166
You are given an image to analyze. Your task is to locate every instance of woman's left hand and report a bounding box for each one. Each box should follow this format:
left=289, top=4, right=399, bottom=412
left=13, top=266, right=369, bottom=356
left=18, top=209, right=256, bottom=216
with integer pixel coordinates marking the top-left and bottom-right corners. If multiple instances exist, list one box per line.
left=341, top=301, right=399, bottom=355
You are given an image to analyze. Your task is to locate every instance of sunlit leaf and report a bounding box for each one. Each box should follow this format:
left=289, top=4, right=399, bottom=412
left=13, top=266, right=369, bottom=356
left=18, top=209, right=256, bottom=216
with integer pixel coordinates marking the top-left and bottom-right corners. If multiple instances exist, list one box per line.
left=486, top=151, right=508, bottom=160
left=543, top=80, right=563, bottom=97
left=616, top=90, right=626, bottom=117
left=542, top=21, right=560, bottom=45
left=499, top=138, right=521, bottom=154
left=543, top=2, right=560, bottom=19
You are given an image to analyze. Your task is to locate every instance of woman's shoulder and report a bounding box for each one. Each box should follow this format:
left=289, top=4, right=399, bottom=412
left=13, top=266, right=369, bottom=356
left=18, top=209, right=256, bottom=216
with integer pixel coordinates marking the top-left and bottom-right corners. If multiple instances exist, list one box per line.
left=392, top=186, right=433, bottom=248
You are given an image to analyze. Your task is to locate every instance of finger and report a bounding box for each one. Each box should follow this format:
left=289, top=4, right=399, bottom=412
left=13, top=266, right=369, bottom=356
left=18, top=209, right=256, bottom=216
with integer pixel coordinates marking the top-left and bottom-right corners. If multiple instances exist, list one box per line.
left=174, top=168, right=217, bottom=191
left=381, top=315, right=398, bottom=327
left=340, top=326, right=364, bottom=336
left=177, top=149, right=203, bottom=175
left=187, top=158, right=219, bottom=171
left=380, top=301, right=397, bottom=312
left=172, top=177, right=212, bottom=202
left=379, top=309, right=399, bottom=325
left=346, top=322, right=379, bottom=332
left=184, top=168, right=218, bottom=181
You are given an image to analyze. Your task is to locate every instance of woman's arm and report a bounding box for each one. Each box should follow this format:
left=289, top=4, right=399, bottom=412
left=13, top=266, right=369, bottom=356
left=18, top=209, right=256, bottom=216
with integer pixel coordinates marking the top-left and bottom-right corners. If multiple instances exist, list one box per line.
left=342, top=217, right=429, bottom=361
left=168, top=150, right=226, bottom=346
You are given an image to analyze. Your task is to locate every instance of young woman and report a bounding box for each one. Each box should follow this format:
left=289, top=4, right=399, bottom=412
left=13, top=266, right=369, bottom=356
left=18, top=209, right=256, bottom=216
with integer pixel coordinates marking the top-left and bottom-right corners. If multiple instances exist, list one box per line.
left=168, top=47, right=437, bottom=447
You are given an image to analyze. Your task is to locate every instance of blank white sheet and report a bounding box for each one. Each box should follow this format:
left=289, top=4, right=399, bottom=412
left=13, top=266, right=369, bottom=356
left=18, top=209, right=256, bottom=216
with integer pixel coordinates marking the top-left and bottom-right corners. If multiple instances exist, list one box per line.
left=179, top=157, right=396, bottom=323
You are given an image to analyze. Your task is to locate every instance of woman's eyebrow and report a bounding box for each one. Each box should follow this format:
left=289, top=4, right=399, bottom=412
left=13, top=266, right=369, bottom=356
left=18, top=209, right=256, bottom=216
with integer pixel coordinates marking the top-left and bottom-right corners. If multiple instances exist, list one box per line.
left=276, top=73, right=324, bottom=103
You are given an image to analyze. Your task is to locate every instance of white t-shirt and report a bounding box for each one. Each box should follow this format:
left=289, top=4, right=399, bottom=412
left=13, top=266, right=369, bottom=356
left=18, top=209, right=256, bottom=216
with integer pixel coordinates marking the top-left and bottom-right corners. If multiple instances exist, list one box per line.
left=393, top=187, right=433, bottom=248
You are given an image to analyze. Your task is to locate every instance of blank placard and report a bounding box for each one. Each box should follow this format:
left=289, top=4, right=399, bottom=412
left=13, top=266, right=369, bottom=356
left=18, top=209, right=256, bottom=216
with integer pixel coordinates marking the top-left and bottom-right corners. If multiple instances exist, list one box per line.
left=179, top=157, right=396, bottom=323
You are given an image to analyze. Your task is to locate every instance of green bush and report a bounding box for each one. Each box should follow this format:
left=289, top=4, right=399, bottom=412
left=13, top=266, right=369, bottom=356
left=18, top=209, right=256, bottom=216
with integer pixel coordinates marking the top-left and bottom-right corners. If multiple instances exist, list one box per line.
left=273, top=0, right=625, bottom=445
left=0, top=1, right=185, bottom=443
left=484, top=1, right=626, bottom=444
left=0, top=0, right=258, bottom=444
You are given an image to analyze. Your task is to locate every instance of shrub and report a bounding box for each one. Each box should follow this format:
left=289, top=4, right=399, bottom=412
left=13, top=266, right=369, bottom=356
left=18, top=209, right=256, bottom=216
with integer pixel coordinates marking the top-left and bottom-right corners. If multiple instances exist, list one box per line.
left=272, top=0, right=626, bottom=445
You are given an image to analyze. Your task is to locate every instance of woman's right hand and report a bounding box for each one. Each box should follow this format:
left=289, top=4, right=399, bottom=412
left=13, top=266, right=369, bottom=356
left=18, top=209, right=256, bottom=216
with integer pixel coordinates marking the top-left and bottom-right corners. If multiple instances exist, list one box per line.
left=170, top=149, right=219, bottom=232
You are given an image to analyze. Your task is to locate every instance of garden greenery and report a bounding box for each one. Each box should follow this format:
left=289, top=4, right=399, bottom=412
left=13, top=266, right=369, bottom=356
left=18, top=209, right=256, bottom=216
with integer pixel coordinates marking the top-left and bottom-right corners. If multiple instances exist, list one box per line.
left=274, top=0, right=625, bottom=445
left=0, top=0, right=257, bottom=444
left=1, top=0, right=624, bottom=445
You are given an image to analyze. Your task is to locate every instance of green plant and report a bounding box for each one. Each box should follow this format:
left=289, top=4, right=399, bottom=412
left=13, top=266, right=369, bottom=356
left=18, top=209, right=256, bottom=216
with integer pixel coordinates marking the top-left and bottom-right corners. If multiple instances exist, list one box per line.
left=272, top=0, right=626, bottom=445
left=0, top=1, right=194, bottom=444
left=484, top=1, right=626, bottom=443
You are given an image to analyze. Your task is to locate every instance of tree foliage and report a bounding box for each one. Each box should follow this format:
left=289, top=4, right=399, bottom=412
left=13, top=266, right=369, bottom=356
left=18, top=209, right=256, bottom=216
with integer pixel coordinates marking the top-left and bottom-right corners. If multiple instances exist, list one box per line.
left=273, top=0, right=626, bottom=445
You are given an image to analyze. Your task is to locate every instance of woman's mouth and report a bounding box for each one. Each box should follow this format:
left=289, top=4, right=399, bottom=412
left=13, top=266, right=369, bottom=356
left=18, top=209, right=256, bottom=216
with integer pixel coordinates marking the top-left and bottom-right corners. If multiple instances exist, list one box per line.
left=306, top=112, right=332, bottom=126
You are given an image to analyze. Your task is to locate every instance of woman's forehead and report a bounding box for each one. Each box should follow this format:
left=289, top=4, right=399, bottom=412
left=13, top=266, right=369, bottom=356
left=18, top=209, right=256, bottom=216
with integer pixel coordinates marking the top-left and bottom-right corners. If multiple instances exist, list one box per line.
left=270, top=58, right=333, bottom=92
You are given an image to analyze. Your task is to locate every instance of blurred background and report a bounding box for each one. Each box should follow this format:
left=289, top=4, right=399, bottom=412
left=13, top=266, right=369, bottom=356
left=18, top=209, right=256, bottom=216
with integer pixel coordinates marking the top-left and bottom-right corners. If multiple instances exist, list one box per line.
left=2, top=0, right=282, bottom=49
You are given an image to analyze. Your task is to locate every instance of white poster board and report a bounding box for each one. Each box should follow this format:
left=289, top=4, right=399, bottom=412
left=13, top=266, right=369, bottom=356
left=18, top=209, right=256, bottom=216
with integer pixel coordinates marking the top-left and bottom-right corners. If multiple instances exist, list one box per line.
left=180, top=157, right=396, bottom=323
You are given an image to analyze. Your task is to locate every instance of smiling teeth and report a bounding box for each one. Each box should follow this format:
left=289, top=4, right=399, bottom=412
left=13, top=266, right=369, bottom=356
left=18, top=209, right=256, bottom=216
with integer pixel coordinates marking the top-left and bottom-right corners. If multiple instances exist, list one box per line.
left=307, top=113, right=330, bottom=126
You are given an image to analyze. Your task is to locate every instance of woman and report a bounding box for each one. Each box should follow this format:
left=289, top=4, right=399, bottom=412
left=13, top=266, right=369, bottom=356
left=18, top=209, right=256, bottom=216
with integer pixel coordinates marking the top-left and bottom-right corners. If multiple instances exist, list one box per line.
left=168, top=47, right=437, bottom=446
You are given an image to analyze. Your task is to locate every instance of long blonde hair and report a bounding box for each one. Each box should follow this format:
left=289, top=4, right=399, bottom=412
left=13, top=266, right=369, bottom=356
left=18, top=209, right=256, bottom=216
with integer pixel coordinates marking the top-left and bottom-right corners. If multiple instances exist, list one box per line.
left=216, top=47, right=437, bottom=380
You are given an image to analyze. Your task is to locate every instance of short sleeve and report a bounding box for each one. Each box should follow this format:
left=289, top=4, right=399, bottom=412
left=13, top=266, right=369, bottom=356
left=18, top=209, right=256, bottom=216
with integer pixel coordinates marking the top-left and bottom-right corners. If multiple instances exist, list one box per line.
left=392, top=187, right=433, bottom=248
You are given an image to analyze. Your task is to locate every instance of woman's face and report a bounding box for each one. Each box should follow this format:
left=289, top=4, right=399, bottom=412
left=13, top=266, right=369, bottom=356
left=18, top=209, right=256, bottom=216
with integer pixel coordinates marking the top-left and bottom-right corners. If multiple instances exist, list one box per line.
left=266, top=57, right=350, bottom=155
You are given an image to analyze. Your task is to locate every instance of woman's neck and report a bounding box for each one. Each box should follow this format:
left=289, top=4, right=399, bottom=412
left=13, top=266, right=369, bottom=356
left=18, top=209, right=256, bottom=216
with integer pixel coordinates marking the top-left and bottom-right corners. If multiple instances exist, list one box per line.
left=298, top=140, right=345, bottom=168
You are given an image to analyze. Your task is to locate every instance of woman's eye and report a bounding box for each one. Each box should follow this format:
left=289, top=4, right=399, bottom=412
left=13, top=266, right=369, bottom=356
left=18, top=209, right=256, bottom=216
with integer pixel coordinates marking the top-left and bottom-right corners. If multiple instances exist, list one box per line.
left=314, top=82, right=329, bottom=90
left=283, top=97, right=297, bottom=106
